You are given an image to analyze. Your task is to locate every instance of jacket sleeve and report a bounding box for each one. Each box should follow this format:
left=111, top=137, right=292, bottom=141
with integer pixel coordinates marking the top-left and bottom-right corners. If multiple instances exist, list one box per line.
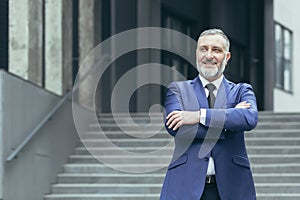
left=164, top=82, right=183, bottom=137
left=164, top=82, right=208, bottom=139
left=205, top=83, right=258, bottom=132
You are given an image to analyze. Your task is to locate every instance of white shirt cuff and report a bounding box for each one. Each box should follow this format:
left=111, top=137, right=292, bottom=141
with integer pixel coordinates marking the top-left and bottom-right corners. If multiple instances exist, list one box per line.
left=200, top=108, right=206, bottom=125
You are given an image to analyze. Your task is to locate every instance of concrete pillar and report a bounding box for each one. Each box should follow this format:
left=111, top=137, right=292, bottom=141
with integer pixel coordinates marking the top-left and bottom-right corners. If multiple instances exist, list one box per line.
left=108, top=0, right=137, bottom=113
left=78, top=0, right=101, bottom=111
left=28, top=0, right=44, bottom=85
left=62, top=0, right=74, bottom=94
left=9, top=0, right=43, bottom=86
left=263, top=0, right=274, bottom=110
left=45, top=0, right=73, bottom=95
left=136, top=0, right=162, bottom=112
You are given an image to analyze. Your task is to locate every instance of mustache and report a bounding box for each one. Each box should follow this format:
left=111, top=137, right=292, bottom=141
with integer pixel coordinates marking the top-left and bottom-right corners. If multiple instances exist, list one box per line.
left=202, top=59, right=217, bottom=65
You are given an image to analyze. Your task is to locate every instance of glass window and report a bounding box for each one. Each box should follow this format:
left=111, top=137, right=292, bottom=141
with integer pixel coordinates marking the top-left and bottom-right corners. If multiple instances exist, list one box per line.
left=274, top=22, right=293, bottom=92
left=161, top=10, right=193, bottom=81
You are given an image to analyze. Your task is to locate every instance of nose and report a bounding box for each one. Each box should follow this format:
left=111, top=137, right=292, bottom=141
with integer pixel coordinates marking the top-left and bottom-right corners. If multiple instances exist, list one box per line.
left=205, top=49, right=213, bottom=59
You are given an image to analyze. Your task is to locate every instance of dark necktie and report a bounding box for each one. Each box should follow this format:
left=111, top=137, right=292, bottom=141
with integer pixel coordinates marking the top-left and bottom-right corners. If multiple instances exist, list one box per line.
left=206, top=83, right=216, bottom=108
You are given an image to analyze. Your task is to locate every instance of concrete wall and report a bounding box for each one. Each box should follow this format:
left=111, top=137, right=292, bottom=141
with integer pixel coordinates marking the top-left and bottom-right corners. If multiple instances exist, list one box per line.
left=0, top=70, right=82, bottom=200
left=273, top=0, right=300, bottom=112
left=8, top=0, right=43, bottom=86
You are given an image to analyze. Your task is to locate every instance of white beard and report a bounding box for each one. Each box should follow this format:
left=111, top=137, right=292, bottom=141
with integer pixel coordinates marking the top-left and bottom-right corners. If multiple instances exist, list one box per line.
left=197, top=57, right=227, bottom=78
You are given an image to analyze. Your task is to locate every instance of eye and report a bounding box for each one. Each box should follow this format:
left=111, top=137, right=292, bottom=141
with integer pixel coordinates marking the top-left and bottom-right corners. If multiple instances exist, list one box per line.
left=199, top=47, right=207, bottom=52
left=213, top=48, right=222, bottom=53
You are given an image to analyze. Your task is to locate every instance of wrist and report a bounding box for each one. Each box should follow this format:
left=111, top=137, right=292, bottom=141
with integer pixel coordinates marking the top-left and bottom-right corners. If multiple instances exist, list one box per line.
left=197, top=110, right=201, bottom=122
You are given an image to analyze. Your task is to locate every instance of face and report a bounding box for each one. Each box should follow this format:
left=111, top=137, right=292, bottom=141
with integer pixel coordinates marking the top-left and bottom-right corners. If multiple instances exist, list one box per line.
left=196, top=34, right=231, bottom=81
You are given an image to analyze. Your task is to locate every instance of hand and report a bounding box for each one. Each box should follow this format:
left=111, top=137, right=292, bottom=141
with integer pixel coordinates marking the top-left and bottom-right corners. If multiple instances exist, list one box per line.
left=166, top=111, right=200, bottom=131
left=235, top=101, right=251, bottom=109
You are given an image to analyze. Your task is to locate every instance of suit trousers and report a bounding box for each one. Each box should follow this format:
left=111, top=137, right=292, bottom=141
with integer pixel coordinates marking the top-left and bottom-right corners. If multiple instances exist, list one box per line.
left=200, top=183, right=220, bottom=200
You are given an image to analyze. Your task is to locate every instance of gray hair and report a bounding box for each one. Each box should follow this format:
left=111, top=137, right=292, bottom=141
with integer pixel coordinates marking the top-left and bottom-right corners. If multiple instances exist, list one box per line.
left=198, top=29, right=230, bottom=51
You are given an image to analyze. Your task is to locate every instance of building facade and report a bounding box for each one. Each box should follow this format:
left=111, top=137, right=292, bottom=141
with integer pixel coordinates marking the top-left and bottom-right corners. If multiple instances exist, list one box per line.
left=1, top=0, right=300, bottom=199
left=0, top=0, right=298, bottom=113
left=273, top=0, right=300, bottom=112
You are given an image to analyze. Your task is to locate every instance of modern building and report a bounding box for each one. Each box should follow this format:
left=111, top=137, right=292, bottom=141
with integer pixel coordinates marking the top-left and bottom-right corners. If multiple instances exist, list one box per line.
left=0, top=0, right=299, bottom=199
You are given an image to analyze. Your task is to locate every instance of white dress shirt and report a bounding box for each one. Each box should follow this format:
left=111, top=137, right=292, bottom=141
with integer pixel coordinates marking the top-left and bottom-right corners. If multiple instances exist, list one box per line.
left=198, top=74, right=224, bottom=175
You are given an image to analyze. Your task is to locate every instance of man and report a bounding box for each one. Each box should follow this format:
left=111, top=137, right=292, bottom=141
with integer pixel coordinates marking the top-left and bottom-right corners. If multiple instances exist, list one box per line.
left=160, top=29, right=258, bottom=200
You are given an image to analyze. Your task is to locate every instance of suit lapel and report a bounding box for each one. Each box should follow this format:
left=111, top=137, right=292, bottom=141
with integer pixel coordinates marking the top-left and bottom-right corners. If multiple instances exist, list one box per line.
left=214, top=78, right=230, bottom=109
left=191, top=76, right=231, bottom=109
left=191, top=77, right=209, bottom=109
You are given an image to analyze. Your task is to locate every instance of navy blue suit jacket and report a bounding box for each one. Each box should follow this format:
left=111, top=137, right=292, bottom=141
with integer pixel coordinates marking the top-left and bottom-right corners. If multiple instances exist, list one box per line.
left=160, top=76, right=258, bottom=200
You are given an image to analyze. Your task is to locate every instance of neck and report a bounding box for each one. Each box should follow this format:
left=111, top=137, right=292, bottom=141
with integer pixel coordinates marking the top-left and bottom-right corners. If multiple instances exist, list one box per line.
left=200, top=74, right=222, bottom=82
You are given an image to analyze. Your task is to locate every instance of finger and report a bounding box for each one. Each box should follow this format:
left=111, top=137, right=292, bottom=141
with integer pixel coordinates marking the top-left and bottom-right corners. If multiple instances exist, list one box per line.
left=238, top=104, right=251, bottom=109
left=166, top=112, right=173, bottom=120
left=166, top=116, right=177, bottom=128
left=166, top=119, right=170, bottom=126
left=166, top=113, right=180, bottom=126
left=173, top=121, right=182, bottom=130
left=166, top=112, right=177, bottom=125
left=166, top=110, right=180, bottom=119
left=236, top=101, right=250, bottom=107
left=168, top=117, right=182, bottom=129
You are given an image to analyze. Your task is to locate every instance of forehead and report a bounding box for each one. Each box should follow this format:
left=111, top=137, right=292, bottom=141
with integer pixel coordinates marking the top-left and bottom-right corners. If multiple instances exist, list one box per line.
left=197, top=35, right=227, bottom=48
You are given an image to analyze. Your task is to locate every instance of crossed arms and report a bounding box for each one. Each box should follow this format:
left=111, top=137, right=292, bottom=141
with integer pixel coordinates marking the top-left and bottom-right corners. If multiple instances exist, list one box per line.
left=164, top=82, right=258, bottom=138
left=166, top=101, right=251, bottom=131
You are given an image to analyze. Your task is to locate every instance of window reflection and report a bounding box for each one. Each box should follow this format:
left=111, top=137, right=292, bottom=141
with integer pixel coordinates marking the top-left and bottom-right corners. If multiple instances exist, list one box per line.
left=274, top=22, right=293, bottom=92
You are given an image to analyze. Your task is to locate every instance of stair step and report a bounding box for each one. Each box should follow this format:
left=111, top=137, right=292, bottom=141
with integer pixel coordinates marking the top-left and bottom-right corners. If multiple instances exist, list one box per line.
left=245, top=137, right=300, bottom=146
left=93, top=122, right=300, bottom=130
left=81, top=131, right=169, bottom=139
left=75, top=146, right=300, bottom=156
left=249, top=154, right=300, bottom=164
left=253, top=173, right=300, bottom=183
left=78, top=138, right=300, bottom=147
left=246, top=129, right=300, bottom=137
left=258, top=114, right=300, bottom=123
left=56, top=173, right=165, bottom=184
left=252, top=164, right=300, bottom=173
left=68, top=154, right=300, bottom=165
left=68, top=155, right=172, bottom=164
left=98, top=112, right=163, bottom=117
left=98, top=117, right=164, bottom=123
left=74, top=146, right=174, bottom=155
left=89, top=121, right=165, bottom=131
left=82, top=129, right=300, bottom=139
left=255, top=122, right=300, bottom=129
left=51, top=183, right=162, bottom=194
left=63, top=163, right=167, bottom=174
left=256, top=193, right=300, bottom=200
left=78, top=138, right=173, bottom=148
left=247, top=146, right=300, bottom=154
left=95, top=121, right=300, bottom=130
left=44, top=193, right=160, bottom=200
left=255, top=183, right=300, bottom=193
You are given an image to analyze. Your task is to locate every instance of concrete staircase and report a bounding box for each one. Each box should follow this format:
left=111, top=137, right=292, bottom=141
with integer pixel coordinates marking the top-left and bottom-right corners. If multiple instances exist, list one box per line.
left=247, top=112, right=300, bottom=199
left=44, top=112, right=300, bottom=200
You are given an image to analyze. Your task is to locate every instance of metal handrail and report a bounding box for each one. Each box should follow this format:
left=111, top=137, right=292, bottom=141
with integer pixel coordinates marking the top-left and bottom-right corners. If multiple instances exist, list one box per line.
left=6, top=54, right=110, bottom=162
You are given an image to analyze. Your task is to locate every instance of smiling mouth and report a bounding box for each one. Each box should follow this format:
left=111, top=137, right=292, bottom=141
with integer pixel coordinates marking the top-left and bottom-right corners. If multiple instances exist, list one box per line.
left=202, top=60, right=217, bottom=65
left=202, top=62, right=217, bottom=67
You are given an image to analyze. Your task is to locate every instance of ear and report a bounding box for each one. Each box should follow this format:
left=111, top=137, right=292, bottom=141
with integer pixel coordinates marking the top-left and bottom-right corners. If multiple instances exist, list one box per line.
left=225, top=52, right=231, bottom=63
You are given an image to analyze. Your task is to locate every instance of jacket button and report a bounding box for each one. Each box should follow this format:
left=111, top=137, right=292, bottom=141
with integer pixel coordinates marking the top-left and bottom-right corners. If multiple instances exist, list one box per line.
left=205, top=157, right=209, bottom=161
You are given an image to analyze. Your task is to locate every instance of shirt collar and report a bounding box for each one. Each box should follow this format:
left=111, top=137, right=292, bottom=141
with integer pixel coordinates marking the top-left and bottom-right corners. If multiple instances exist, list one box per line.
left=198, top=74, right=224, bottom=90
